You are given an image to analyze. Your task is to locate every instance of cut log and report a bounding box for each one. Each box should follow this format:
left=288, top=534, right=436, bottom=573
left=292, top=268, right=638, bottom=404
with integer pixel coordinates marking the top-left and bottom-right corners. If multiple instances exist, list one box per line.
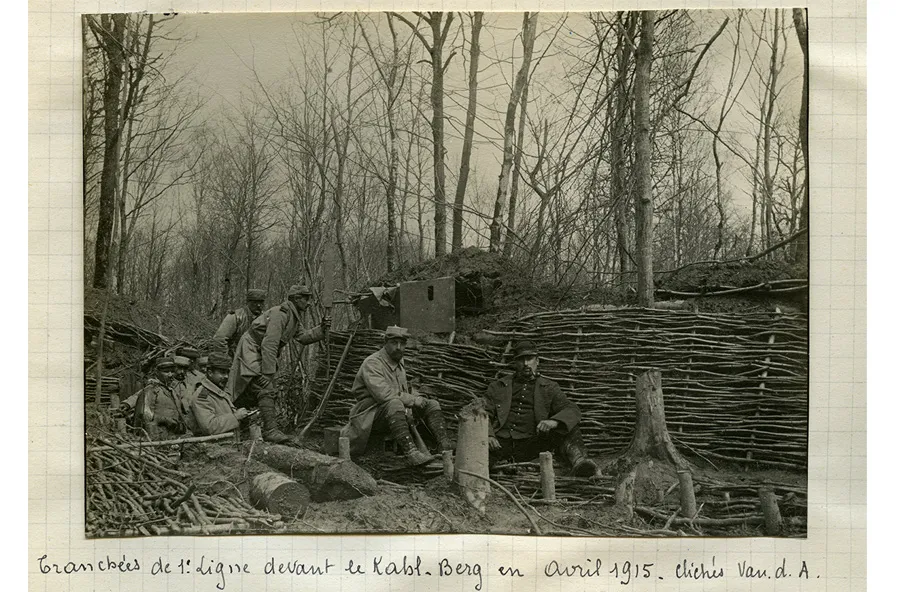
left=337, top=437, right=351, bottom=460
left=442, top=450, right=455, bottom=481
left=455, top=399, right=490, bottom=514
left=323, top=426, right=343, bottom=456
left=249, top=442, right=378, bottom=502
left=250, top=472, right=311, bottom=517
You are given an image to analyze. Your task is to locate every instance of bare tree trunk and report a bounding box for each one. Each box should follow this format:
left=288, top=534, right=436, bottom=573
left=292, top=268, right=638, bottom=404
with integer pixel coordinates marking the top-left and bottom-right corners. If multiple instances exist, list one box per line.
left=503, top=79, right=529, bottom=258
left=633, top=11, right=655, bottom=307
left=92, top=14, right=127, bottom=289
left=384, top=16, right=401, bottom=272
left=452, top=12, right=483, bottom=251
left=761, top=10, right=781, bottom=251
left=792, top=8, right=810, bottom=265
left=611, top=13, right=635, bottom=288
left=430, top=13, right=453, bottom=257
left=490, top=12, right=538, bottom=253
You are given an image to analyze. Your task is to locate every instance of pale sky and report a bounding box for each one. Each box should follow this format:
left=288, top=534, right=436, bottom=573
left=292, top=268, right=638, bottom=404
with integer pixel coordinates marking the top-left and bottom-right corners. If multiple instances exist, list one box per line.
left=148, top=10, right=803, bottom=247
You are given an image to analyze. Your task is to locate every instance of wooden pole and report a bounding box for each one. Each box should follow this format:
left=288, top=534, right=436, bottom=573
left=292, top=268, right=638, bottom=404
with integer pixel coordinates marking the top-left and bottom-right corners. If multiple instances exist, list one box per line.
left=758, top=487, right=782, bottom=535
left=539, top=452, right=556, bottom=501
left=455, top=399, right=490, bottom=514
left=441, top=450, right=454, bottom=481
left=337, top=436, right=351, bottom=460
left=677, top=470, right=697, bottom=518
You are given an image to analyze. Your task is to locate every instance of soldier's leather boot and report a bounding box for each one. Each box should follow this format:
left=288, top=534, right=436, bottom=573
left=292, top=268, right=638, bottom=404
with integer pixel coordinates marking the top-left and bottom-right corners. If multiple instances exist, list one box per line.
left=259, top=397, right=293, bottom=444
left=425, top=408, right=456, bottom=452
left=561, top=431, right=599, bottom=478
left=389, top=413, right=433, bottom=466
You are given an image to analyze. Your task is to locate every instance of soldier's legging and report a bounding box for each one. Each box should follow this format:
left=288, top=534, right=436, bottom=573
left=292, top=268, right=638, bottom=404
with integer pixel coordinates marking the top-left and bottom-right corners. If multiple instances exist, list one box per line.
left=234, top=375, right=274, bottom=410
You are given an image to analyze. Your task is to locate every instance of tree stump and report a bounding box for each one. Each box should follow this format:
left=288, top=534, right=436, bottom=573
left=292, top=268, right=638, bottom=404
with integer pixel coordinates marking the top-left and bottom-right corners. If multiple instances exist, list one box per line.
left=455, top=399, right=490, bottom=514
left=613, top=370, right=690, bottom=517
left=759, top=487, right=783, bottom=535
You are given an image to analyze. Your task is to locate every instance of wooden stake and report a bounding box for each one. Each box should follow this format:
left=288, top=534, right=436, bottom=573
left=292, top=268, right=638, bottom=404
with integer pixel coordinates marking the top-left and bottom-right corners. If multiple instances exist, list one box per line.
left=442, top=450, right=454, bottom=481
left=677, top=470, right=697, bottom=518
left=758, top=487, right=782, bottom=535
left=337, top=436, right=350, bottom=460
left=539, top=452, right=556, bottom=501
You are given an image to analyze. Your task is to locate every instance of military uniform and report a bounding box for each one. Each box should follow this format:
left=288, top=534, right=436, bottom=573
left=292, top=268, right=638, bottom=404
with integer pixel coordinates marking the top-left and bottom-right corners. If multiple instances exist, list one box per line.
left=189, top=377, right=242, bottom=436
left=341, top=326, right=452, bottom=466
left=213, top=289, right=267, bottom=357
left=135, top=377, right=186, bottom=440
left=227, top=285, right=327, bottom=443
left=484, top=341, right=598, bottom=477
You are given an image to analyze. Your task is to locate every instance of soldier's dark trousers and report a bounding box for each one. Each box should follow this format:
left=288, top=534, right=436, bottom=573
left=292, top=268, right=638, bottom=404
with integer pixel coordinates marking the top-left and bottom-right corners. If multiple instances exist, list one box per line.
left=490, top=425, right=588, bottom=464
left=372, top=397, right=442, bottom=439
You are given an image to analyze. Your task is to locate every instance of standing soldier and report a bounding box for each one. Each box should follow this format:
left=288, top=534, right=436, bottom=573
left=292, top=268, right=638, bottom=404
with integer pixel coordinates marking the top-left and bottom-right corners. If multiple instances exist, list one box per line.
left=213, top=289, right=267, bottom=358
left=228, top=284, right=329, bottom=443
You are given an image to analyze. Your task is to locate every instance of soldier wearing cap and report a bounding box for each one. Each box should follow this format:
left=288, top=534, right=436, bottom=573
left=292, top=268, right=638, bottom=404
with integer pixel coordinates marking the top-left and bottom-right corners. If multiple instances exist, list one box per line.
left=485, top=340, right=598, bottom=477
left=228, top=284, right=330, bottom=443
left=188, top=352, right=252, bottom=436
left=129, top=357, right=187, bottom=440
left=341, top=326, right=454, bottom=466
left=213, top=288, right=268, bottom=358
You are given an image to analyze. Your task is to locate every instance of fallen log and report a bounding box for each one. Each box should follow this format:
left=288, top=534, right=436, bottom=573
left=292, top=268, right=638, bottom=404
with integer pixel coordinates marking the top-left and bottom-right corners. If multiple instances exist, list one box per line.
left=249, top=442, right=378, bottom=502
left=250, top=472, right=311, bottom=517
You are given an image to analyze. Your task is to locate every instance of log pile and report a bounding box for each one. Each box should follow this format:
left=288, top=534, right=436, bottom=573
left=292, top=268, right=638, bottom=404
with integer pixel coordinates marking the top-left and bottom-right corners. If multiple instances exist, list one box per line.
left=84, top=375, right=119, bottom=406
left=311, top=307, right=807, bottom=470
left=86, top=436, right=280, bottom=537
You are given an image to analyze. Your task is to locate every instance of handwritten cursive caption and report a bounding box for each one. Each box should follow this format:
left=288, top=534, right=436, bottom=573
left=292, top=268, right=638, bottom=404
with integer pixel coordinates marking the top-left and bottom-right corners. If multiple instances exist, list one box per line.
left=36, top=553, right=819, bottom=590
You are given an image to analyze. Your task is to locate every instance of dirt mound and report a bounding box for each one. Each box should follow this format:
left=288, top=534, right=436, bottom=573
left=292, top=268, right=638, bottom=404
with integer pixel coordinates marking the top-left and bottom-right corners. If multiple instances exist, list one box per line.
left=85, top=286, right=218, bottom=342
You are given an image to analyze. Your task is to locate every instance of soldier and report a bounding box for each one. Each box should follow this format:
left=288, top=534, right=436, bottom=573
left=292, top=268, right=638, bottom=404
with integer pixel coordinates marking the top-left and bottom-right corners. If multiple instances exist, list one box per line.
left=213, top=288, right=267, bottom=358
left=341, top=326, right=453, bottom=466
left=131, top=357, right=186, bottom=440
left=188, top=352, right=252, bottom=436
left=228, top=284, right=329, bottom=443
left=176, top=346, right=205, bottom=393
left=485, top=341, right=598, bottom=477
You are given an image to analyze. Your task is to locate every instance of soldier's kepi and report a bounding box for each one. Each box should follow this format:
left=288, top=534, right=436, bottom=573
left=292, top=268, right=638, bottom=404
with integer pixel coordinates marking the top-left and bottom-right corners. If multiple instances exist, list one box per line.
left=227, top=284, right=330, bottom=444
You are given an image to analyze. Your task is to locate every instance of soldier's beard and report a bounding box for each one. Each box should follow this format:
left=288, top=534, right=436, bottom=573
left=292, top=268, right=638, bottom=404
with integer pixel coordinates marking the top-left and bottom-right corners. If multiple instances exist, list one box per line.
left=517, top=367, right=536, bottom=381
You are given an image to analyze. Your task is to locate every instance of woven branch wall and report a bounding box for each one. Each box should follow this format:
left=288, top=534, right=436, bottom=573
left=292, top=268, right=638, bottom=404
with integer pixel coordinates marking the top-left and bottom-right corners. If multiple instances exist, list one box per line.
left=312, top=308, right=808, bottom=470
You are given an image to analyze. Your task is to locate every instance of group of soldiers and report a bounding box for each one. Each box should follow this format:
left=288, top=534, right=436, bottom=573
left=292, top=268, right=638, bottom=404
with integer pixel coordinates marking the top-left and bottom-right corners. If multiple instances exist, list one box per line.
left=120, top=285, right=598, bottom=477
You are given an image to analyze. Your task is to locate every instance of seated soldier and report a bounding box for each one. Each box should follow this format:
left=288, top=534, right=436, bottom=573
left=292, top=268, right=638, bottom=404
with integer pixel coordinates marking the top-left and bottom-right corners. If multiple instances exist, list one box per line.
left=485, top=341, right=599, bottom=477
left=188, top=352, right=253, bottom=436
left=127, top=357, right=187, bottom=440
left=341, top=326, right=453, bottom=466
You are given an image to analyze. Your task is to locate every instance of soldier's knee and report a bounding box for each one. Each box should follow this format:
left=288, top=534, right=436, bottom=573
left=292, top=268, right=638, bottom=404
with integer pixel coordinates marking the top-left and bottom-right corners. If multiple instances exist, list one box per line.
left=383, top=398, right=406, bottom=414
left=423, top=398, right=441, bottom=412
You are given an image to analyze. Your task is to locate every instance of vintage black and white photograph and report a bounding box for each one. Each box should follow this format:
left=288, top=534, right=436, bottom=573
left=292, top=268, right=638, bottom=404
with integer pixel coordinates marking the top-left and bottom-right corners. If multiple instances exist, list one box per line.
left=82, top=9, right=809, bottom=538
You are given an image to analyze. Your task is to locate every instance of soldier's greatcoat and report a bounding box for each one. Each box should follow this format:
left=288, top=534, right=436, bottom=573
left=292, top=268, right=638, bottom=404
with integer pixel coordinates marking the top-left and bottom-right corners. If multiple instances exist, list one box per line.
left=484, top=373, right=581, bottom=438
left=189, top=377, right=241, bottom=436
left=227, top=301, right=324, bottom=399
left=213, top=306, right=255, bottom=358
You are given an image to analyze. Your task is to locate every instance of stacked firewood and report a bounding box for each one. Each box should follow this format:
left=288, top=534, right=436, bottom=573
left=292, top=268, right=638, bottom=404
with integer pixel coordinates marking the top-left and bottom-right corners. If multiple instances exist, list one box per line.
left=84, top=375, right=119, bottom=406
left=311, top=307, right=807, bottom=470
left=86, top=436, right=280, bottom=537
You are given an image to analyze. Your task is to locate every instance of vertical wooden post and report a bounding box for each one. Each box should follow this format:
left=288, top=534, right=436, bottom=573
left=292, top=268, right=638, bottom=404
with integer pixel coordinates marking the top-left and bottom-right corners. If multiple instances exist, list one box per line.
left=677, top=470, right=697, bottom=518
left=442, top=450, right=454, bottom=481
left=337, top=436, right=351, bottom=461
left=539, top=452, right=556, bottom=501
left=455, top=400, right=490, bottom=514
left=759, top=487, right=783, bottom=535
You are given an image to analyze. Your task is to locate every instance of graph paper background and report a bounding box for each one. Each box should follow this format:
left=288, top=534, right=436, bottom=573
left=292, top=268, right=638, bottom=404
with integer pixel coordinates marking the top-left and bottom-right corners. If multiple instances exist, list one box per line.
left=27, top=0, right=866, bottom=590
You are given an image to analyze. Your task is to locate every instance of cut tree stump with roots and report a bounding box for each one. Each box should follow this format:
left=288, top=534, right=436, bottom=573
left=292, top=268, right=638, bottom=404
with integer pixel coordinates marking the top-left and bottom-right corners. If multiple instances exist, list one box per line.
left=612, top=370, right=692, bottom=520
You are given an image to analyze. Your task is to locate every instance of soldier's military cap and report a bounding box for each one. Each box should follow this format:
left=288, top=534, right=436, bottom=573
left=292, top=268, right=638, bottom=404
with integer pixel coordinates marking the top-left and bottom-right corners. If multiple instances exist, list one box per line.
left=156, top=358, right=176, bottom=369
left=246, top=289, right=267, bottom=301
left=384, top=326, right=410, bottom=340
left=207, top=352, right=232, bottom=371
left=176, top=346, right=200, bottom=359
left=288, top=284, right=312, bottom=298
left=173, top=355, right=191, bottom=368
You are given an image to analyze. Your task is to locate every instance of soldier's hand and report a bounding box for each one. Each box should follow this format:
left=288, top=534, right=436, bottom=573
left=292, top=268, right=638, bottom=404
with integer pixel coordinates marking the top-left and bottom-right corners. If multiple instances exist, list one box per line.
left=488, top=436, right=502, bottom=451
left=321, top=315, right=332, bottom=330
left=537, top=419, right=559, bottom=434
left=412, top=395, right=428, bottom=408
left=234, top=408, right=250, bottom=420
